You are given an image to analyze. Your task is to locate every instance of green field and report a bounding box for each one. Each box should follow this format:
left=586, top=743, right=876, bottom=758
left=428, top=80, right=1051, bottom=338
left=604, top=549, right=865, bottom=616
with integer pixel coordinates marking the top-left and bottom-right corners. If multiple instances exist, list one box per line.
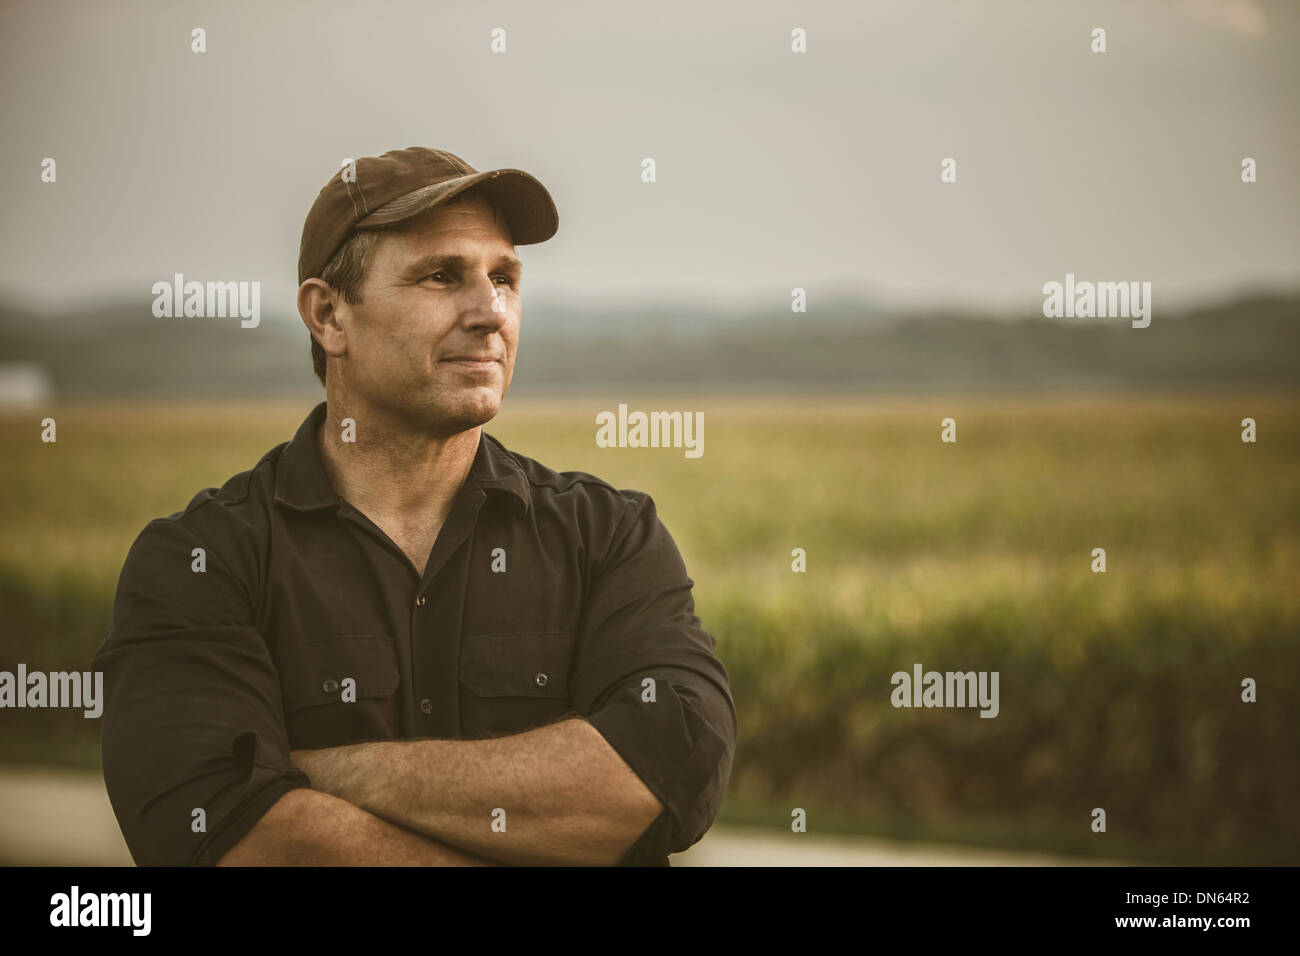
left=2, top=391, right=1298, bottom=863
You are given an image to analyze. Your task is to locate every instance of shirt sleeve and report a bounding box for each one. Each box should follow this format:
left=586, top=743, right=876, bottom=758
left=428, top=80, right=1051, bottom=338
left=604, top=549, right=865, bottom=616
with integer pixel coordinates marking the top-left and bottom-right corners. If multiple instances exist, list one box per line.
left=92, top=512, right=311, bottom=866
left=570, top=490, right=738, bottom=865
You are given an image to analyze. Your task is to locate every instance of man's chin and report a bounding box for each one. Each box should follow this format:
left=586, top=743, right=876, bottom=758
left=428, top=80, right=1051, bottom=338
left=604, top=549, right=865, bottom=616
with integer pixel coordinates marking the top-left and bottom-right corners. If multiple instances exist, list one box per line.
left=428, top=388, right=503, bottom=433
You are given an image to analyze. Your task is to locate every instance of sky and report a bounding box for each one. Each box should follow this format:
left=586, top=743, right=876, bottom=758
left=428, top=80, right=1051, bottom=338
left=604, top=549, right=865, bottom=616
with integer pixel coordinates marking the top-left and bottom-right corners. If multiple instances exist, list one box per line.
left=1, top=0, right=1297, bottom=321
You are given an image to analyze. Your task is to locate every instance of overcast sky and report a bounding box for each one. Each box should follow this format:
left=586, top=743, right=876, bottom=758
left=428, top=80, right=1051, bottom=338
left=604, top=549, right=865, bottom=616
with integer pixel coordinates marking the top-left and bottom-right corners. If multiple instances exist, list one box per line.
left=1, top=0, right=1297, bottom=321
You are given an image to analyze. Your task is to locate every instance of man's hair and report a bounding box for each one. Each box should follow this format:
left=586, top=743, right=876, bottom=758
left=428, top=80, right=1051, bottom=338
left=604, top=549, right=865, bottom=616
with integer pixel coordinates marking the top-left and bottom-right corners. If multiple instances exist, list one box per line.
left=307, top=190, right=503, bottom=389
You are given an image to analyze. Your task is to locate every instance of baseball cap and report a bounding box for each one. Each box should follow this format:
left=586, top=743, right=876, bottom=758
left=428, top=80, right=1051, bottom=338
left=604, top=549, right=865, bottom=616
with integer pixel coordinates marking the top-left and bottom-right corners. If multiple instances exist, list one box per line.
left=298, top=146, right=559, bottom=284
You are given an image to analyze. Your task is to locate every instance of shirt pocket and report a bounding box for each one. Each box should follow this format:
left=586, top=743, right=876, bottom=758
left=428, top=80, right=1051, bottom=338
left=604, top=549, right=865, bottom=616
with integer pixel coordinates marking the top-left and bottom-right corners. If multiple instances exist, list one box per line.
left=459, top=630, right=576, bottom=738
left=279, top=634, right=401, bottom=749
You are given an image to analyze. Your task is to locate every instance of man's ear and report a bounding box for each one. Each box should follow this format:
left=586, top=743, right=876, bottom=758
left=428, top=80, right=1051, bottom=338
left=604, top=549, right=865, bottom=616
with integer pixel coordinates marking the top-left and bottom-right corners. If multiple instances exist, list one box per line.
left=298, top=278, right=347, bottom=361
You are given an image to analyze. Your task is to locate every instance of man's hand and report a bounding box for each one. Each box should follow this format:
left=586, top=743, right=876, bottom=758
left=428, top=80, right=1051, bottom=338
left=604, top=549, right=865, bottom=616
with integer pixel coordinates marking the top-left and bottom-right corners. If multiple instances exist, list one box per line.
left=288, top=717, right=663, bottom=866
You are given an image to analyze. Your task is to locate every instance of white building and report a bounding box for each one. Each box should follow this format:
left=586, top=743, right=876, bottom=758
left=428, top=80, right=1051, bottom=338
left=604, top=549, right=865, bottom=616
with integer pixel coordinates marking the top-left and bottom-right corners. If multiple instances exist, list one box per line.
left=0, top=363, right=53, bottom=406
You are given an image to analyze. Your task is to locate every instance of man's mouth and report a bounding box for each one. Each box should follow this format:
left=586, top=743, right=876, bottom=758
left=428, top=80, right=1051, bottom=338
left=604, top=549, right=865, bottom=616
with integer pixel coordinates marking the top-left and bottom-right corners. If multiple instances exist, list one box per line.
left=441, top=356, right=501, bottom=370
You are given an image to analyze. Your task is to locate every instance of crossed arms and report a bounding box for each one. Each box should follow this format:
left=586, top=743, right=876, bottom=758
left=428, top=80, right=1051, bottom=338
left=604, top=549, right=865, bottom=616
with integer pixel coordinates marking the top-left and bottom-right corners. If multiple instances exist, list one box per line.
left=98, top=494, right=734, bottom=868
left=217, top=716, right=664, bottom=866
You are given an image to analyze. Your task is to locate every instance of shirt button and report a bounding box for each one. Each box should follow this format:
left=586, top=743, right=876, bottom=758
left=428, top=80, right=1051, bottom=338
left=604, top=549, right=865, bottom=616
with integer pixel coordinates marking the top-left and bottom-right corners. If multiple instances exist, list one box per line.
left=415, top=596, right=427, bottom=607
left=534, top=672, right=549, bottom=688
left=322, top=678, right=339, bottom=693
left=419, top=698, right=433, bottom=715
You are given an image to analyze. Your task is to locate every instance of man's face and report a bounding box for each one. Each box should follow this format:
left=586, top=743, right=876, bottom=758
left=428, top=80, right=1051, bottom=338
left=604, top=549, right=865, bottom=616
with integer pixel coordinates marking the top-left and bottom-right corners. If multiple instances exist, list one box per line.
left=339, top=194, right=522, bottom=435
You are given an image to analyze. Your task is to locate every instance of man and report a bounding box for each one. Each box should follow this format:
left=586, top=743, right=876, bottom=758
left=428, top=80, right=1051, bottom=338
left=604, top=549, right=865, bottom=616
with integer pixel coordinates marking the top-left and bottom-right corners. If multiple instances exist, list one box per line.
left=94, top=147, right=736, bottom=866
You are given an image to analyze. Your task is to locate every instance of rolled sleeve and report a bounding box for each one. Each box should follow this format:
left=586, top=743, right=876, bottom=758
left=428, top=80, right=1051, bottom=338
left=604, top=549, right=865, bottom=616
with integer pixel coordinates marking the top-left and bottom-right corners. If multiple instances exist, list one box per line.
left=571, top=491, right=737, bottom=865
left=92, top=514, right=310, bottom=866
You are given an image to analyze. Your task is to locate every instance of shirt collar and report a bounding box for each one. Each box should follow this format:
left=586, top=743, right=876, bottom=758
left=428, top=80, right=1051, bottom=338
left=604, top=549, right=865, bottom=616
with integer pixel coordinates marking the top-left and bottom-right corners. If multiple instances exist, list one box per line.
left=274, top=401, right=531, bottom=516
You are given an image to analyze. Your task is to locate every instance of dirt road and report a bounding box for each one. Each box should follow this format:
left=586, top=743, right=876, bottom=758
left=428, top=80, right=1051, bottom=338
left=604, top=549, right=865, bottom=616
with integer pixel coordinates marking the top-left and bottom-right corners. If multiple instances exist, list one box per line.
left=0, top=764, right=1119, bottom=866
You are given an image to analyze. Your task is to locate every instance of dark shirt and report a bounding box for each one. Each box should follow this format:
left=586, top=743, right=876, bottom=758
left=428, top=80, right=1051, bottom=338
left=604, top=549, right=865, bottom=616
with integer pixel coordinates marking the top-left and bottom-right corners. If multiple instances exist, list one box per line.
left=93, top=401, right=736, bottom=866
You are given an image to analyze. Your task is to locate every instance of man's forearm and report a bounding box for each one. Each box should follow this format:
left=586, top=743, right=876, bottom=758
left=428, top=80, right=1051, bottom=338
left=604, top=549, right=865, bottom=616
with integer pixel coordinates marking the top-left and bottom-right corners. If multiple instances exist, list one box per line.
left=291, top=717, right=663, bottom=866
left=217, top=787, right=502, bottom=866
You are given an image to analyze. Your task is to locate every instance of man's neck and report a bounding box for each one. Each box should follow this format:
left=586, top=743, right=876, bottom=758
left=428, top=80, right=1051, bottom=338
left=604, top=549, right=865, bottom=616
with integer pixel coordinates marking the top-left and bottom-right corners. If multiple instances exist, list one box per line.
left=316, top=398, right=481, bottom=529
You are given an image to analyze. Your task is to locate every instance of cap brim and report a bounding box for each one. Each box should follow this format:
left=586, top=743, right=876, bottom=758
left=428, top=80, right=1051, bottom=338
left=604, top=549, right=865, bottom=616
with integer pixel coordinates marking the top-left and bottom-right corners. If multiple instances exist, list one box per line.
left=356, top=168, right=558, bottom=244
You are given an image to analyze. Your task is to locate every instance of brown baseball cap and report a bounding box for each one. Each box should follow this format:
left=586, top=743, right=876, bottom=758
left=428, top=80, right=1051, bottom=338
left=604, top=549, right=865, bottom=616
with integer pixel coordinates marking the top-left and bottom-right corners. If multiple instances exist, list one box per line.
left=298, top=146, right=559, bottom=284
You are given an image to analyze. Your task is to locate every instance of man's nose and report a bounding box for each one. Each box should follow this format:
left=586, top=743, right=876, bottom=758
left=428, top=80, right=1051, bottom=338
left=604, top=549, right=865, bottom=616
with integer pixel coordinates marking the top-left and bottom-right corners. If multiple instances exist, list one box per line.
left=462, top=275, right=510, bottom=326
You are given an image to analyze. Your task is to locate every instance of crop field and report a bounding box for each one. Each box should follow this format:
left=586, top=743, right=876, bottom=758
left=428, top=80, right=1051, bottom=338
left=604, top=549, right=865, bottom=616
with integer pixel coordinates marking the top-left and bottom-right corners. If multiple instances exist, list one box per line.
left=2, top=390, right=1298, bottom=863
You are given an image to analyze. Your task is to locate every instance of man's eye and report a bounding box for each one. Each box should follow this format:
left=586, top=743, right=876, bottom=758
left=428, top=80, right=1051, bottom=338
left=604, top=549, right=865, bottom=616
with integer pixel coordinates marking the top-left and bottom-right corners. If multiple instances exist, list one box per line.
left=423, top=273, right=513, bottom=286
